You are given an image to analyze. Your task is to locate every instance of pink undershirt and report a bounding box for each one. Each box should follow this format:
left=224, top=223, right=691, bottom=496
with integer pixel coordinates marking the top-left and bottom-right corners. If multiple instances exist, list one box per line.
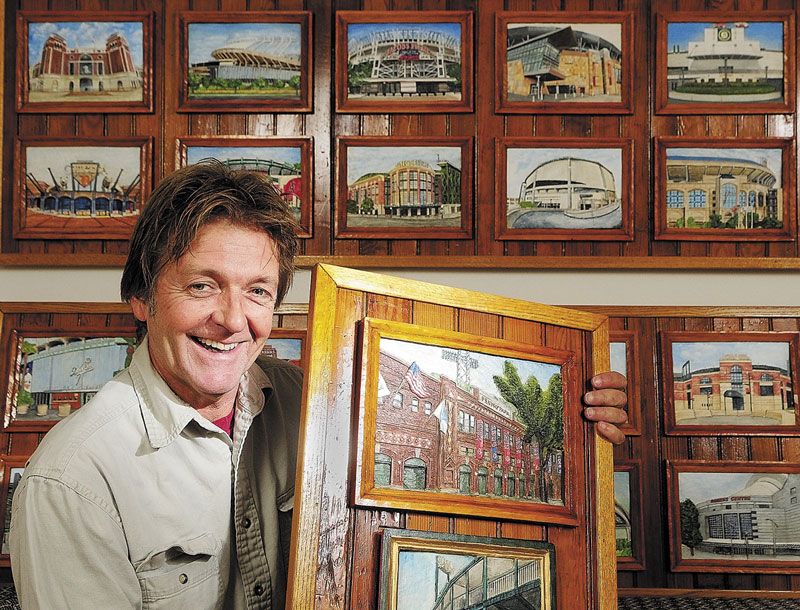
left=212, top=408, right=235, bottom=437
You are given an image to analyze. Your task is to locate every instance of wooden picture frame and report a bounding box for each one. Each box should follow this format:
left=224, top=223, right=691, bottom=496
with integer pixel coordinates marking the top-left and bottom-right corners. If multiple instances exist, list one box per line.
left=354, top=317, right=578, bottom=525
left=496, top=137, right=634, bottom=241
left=614, top=460, right=645, bottom=571
left=0, top=303, right=137, bottom=433
left=653, top=137, right=795, bottom=242
left=335, top=11, right=473, bottom=114
left=0, top=455, right=29, bottom=567
left=177, top=11, right=312, bottom=113
left=16, top=11, right=153, bottom=114
left=336, top=136, right=473, bottom=240
left=655, top=11, right=795, bottom=115
left=378, top=527, right=556, bottom=610
left=610, top=329, right=641, bottom=436
left=177, top=136, right=313, bottom=238
left=14, top=136, right=152, bottom=240
left=496, top=11, right=633, bottom=115
left=660, top=331, right=799, bottom=437
left=667, top=459, right=800, bottom=573
left=261, top=328, right=306, bottom=369
left=287, top=264, right=617, bottom=609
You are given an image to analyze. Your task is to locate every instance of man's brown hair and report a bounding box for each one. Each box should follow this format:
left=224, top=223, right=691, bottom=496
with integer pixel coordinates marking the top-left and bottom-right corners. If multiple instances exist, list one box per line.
left=121, top=160, right=298, bottom=315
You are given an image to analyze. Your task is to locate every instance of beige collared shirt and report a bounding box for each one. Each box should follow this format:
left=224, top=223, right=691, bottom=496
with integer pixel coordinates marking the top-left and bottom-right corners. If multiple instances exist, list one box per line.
left=10, top=338, right=302, bottom=609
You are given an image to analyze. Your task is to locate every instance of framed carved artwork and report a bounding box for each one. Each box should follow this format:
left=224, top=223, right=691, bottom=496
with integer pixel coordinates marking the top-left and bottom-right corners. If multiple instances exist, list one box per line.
left=0, top=455, right=30, bottom=567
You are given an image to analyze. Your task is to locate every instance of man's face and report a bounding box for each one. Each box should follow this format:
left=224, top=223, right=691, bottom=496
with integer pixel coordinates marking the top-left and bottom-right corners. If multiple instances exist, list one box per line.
left=130, top=220, right=280, bottom=410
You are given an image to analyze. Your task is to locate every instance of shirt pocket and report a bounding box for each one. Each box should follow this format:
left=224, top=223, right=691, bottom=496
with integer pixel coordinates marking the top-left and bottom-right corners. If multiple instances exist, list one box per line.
left=135, top=533, right=223, bottom=610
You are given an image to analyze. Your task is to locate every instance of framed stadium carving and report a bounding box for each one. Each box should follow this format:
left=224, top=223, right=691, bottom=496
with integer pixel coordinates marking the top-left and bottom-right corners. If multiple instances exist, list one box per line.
left=16, top=11, right=154, bottom=114
left=377, top=528, right=556, bottom=610
left=336, top=136, right=473, bottom=240
left=177, top=136, right=313, bottom=238
left=176, top=11, right=312, bottom=113
left=335, top=11, right=473, bottom=114
left=660, top=331, right=800, bottom=437
left=260, top=328, right=306, bottom=369
left=353, top=316, right=579, bottom=525
left=495, top=11, right=633, bottom=115
left=614, top=460, right=645, bottom=571
left=655, top=11, right=795, bottom=116
left=666, top=460, right=800, bottom=573
left=13, top=136, right=152, bottom=240
left=653, top=137, right=795, bottom=242
left=495, top=137, right=634, bottom=242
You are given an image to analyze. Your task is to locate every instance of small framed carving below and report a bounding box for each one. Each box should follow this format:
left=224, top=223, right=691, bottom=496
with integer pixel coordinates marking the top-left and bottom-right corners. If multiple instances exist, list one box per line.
left=177, top=11, right=312, bottom=113
left=614, top=460, right=645, bottom=571
left=496, top=11, right=634, bottom=114
left=335, top=11, right=473, bottom=114
left=16, top=11, right=154, bottom=114
left=655, top=11, right=795, bottom=115
left=261, top=328, right=306, bottom=370
left=378, top=527, right=556, bottom=610
left=0, top=455, right=30, bottom=567
left=177, top=136, right=313, bottom=238
left=336, top=136, right=473, bottom=240
left=14, top=136, right=152, bottom=240
left=653, top=137, right=795, bottom=242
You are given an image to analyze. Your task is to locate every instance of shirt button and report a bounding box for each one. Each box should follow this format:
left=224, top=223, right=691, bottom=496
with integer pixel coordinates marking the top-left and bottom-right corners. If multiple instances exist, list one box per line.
left=243, top=517, right=252, bottom=528
left=179, top=573, right=189, bottom=585
left=254, top=584, right=264, bottom=596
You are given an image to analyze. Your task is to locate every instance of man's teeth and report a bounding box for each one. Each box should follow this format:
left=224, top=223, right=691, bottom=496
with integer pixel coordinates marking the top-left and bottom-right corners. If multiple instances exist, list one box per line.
left=196, top=338, right=237, bottom=352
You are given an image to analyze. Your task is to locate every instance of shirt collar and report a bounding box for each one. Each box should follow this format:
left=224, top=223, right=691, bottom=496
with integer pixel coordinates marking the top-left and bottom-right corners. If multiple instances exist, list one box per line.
left=128, top=337, right=271, bottom=449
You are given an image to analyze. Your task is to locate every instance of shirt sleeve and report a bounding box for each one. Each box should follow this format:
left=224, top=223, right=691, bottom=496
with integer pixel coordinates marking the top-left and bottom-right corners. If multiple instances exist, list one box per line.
left=10, top=474, right=143, bottom=609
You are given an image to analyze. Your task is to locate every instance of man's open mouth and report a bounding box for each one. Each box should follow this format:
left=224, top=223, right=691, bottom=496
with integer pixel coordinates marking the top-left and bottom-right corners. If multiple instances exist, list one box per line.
left=193, top=337, right=237, bottom=352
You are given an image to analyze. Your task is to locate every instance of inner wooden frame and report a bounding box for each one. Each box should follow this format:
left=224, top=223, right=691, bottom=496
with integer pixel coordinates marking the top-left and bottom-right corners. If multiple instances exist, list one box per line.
left=336, top=136, right=473, bottom=240
left=495, top=137, right=634, bottom=242
left=495, top=11, right=634, bottom=115
left=354, top=317, right=579, bottom=525
left=16, top=11, right=154, bottom=114
left=378, top=527, right=556, bottom=610
left=0, top=455, right=30, bottom=567
left=653, top=137, right=796, bottom=242
left=610, top=329, right=641, bottom=436
left=614, top=459, right=646, bottom=571
left=176, top=11, right=312, bottom=114
left=655, top=11, right=795, bottom=116
left=335, top=11, right=474, bottom=114
left=176, top=136, right=313, bottom=238
left=13, top=136, right=152, bottom=241
left=287, top=264, right=617, bottom=609
left=666, top=459, right=800, bottom=574
left=659, top=330, right=800, bottom=437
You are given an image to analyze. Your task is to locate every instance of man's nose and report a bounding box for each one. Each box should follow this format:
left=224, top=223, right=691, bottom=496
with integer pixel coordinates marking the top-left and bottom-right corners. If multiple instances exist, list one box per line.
left=212, top=292, right=246, bottom=332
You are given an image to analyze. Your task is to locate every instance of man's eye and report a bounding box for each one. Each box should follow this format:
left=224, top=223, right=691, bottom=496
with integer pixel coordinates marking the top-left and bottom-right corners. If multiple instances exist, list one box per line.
left=190, top=283, right=209, bottom=291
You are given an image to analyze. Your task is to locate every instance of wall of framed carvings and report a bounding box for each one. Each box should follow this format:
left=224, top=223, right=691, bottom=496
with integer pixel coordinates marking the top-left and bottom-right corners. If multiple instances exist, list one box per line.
left=2, top=0, right=799, bottom=270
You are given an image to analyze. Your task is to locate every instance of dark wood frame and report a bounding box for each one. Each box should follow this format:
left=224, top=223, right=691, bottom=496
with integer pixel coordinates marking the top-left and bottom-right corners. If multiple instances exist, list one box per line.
left=610, top=329, right=641, bottom=436
left=614, top=460, right=646, bottom=571
left=336, top=136, right=473, bottom=240
left=666, top=459, right=800, bottom=573
left=354, top=316, right=579, bottom=525
left=262, top=327, right=306, bottom=369
left=13, top=136, right=153, bottom=240
left=176, top=11, right=312, bottom=114
left=378, top=527, right=556, bottom=610
left=16, top=11, right=154, bottom=114
left=495, top=11, right=634, bottom=115
left=659, top=330, right=800, bottom=437
left=655, top=11, right=795, bottom=116
left=653, top=137, right=796, bottom=242
left=0, top=455, right=29, bottom=567
left=176, top=136, right=313, bottom=238
left=495, top=137, right=634, bottom=241
left=335, top=11, right=473, bottom=114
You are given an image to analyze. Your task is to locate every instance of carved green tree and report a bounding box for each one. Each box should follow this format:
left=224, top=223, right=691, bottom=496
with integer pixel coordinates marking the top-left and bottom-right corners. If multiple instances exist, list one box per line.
left=680, top=498, right=704, bottom=556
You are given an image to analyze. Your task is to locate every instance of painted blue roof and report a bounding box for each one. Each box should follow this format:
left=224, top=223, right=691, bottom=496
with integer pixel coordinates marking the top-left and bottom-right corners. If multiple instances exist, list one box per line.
left=668, top=155, right=766, bottom=167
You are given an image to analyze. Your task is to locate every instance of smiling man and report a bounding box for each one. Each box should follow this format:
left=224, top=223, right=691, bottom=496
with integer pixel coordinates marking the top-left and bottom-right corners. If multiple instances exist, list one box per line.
left=9, top=161, right=627, bottom=610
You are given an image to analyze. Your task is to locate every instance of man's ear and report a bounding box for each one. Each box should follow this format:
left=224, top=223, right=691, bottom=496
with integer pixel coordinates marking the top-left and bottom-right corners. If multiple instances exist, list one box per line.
left=130, top=297, right=149, bottom=323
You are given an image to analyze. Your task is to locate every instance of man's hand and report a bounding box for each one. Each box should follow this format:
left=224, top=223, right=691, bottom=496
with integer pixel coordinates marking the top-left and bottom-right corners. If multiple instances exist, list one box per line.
left=583, top=371, right=628, bottom=445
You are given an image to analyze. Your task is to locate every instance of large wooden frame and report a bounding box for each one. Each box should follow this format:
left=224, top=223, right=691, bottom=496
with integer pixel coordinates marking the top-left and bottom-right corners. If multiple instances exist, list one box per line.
left=655, top=11, right=795, bottom=116
left=660, top=330, right=800, bottom=437
left=667, top=459, right=800, bottom=573
left=176, top=136, right=313, bottom=238
left=335, top=11, right=473, bottom=114
left=176, top=11, right=312, bottom=114
left=0, top=455, right=30, bottom=567
left=14, top=136, right=152, bottom=240
left=496, top=137, right=634, bottom=242
left=287, top=264, right=616, bottom=609
left=495, top=11, right=634, bottom=115
left=653, top=137, right=796, bottom=242
left=16, top=11, right=154, bottom=114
